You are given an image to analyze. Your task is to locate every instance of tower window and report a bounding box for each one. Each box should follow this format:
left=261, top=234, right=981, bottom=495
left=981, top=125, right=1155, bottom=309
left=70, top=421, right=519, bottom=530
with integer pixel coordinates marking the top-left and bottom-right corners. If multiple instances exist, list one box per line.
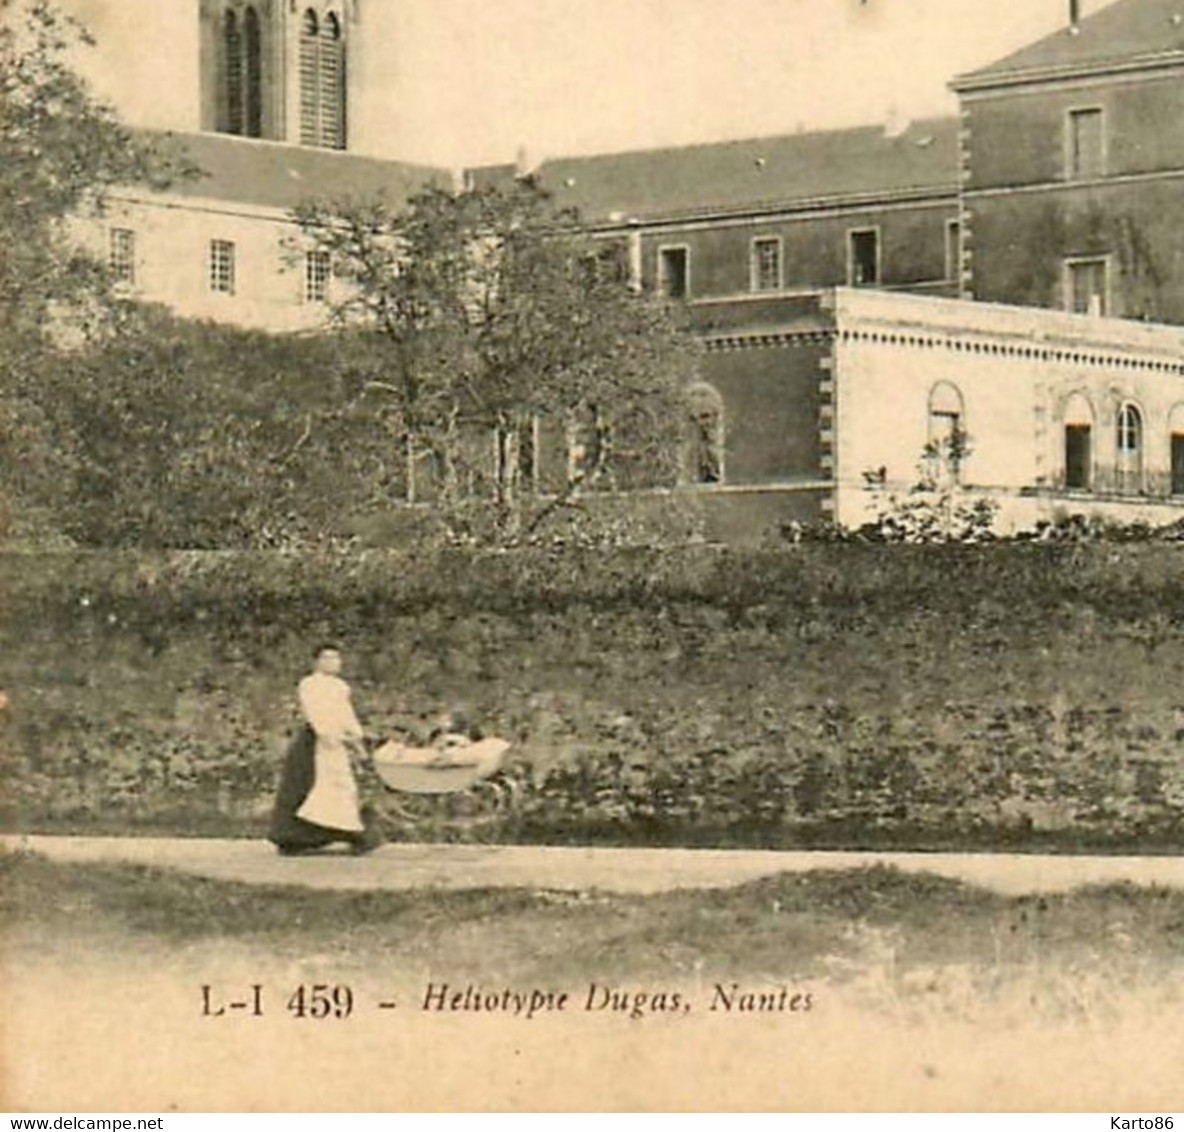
left=220, top=6, right=264, bottom=138
left=300, top=7, right=347, bottom=150
left=244, top=6, right=263, bottom=138
left=224, top=10, right=243, bottom=135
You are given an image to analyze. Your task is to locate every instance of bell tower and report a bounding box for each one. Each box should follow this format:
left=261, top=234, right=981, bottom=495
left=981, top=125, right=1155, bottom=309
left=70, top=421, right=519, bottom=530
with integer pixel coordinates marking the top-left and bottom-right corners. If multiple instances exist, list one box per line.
left=200, top=0, right=358, bottom=149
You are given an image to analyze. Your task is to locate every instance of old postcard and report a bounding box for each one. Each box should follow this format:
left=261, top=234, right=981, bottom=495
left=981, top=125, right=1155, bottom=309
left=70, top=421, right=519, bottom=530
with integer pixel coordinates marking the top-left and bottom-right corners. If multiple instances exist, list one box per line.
left=4, top=0, right=1184, bottom=1114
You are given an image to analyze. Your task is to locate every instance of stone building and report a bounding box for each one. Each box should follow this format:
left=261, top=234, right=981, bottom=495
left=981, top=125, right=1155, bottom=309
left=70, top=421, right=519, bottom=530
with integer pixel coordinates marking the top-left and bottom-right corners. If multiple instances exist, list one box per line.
left=683, top=287, right=1184, bottom=539
left=75, top=0, right=1184, bottom=539
left=953, top=0, right=1184, bottom=324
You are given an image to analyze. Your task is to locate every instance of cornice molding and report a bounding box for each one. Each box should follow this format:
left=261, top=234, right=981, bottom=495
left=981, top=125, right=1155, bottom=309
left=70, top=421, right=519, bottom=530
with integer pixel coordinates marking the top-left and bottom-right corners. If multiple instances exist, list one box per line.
left=835, top=326, right=1184, bottom=376
left=952, top=51, right=1184, bottom=97
left=585, top=185, right=957, bottom=235
left=702, top=329, right=836, bottom=352
left=962, top=164, right=1184, bottom=200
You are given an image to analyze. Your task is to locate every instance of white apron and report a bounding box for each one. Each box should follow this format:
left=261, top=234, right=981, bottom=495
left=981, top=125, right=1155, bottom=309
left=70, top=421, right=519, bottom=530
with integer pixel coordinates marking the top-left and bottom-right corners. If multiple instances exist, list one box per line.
left=297, top=735, right=364, bottom=832
left=295, top=672, right=365, bottom=833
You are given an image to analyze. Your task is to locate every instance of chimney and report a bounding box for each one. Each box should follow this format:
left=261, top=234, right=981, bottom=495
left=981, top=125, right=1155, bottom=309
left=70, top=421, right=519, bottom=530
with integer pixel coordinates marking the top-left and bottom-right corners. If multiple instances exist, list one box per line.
left=883, top=105, right=910, bottom=139
left=515, top=145, right=542, bottom=179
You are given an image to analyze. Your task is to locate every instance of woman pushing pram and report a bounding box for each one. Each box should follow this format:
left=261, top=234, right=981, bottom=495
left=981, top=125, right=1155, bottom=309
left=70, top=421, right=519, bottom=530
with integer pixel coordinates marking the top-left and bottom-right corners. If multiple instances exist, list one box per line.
left=268, top=645, right=512, bottom=856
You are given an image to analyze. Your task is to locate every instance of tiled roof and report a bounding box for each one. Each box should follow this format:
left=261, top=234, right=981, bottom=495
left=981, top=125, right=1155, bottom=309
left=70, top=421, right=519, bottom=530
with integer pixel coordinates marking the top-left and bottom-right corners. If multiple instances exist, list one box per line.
left=956, top=0, right=1184, bottom=85
left=477, top=117, right=959, bottom=224
left=132, top=130, right=452, bottom=211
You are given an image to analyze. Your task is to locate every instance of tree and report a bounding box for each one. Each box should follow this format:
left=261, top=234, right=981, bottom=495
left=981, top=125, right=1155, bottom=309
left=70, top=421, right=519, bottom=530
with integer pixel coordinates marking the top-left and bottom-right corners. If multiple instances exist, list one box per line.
left=20, top=309, right=416, bottom=549
left=0, top=0, right=192, bottom=543
left=295, top=179, right=700, bottom=543
left=0, top=0, right=189, bottom=341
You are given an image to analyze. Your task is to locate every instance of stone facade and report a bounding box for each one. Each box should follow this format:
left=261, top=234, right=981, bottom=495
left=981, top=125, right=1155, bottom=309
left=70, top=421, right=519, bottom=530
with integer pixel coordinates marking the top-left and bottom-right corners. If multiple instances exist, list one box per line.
left=76, top=0, right=1184, bottom=539
left=953, top=0, right=1184, bottom=323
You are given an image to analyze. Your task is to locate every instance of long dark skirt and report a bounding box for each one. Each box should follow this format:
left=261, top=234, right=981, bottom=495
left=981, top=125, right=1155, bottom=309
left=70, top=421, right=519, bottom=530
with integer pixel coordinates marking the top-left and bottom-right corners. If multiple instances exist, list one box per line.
left=268, top=726, right=380, bottom=852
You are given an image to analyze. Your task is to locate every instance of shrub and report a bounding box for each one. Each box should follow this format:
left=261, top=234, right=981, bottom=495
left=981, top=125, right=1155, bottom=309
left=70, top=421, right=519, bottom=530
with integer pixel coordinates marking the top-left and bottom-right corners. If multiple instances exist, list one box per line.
left=3, top=543, right=1184, bottom=848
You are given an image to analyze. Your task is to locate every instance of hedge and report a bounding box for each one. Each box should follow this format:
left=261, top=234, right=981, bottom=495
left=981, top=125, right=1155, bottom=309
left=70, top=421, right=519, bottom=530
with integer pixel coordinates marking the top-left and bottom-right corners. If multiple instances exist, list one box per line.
left=3, top=543, right=1184, bottom=849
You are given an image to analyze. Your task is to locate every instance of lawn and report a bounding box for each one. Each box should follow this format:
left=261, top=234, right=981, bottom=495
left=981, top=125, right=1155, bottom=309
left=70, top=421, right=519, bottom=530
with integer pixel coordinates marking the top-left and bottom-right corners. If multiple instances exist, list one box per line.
left=5, top=849, right=1184, bottom=1111
left=5, top=848, right=1184, bottom=997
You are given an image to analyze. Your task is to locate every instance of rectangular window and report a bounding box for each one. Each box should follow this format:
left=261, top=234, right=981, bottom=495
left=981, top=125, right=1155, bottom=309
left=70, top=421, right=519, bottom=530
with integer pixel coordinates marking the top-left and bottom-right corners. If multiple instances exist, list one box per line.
left=657, top=246, right=689, bottom=299
left=209, top=239, right=236, bottom=295
left=109, top=228, right=136, bottom=286
left=580, top=242, right=629, bottom=288
left=1065, top=425, right=1092, bottom=490
left=1066, top=257, right=1108, bottom=316
left=751, top=237, right=782, bottom=293
left=1067, top=108, right=1105, bottom=180
left=848, top=229, right=879, bottom=286
left=305, top=249, right=331, bottom=303
left=945, top=220, right=961, bottom=283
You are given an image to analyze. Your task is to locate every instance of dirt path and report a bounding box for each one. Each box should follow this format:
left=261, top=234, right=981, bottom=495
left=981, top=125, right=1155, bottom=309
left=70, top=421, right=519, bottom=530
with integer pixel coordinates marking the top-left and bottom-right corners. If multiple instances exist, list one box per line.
left=6, top=833, right=1184, bottom=894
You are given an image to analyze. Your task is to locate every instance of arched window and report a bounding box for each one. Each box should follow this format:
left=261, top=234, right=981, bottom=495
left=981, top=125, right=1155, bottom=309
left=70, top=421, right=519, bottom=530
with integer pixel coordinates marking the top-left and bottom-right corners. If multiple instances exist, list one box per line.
left=1063, top=392, right=1094, bottom=491
left=299, top=9, right=320, bottom=146
left=321, top=13, right=345, bottom=149
left=224, top=10, right=243, bottom=135
left=685, top=382, right=725, bottom=485
left=243, top=6, right=263, bottom=138
left=926, top=382, right=967, bottom=483
left=1116, top=402, right=1143, bottom=494
left=299, top=7, right=347, bottom=149
left=219, top=6, right=265, bottom=138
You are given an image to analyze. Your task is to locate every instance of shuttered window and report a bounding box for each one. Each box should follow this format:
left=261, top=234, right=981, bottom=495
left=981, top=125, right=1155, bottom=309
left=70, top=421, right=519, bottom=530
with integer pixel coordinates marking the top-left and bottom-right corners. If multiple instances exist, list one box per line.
left=220, top=6, right=264, bottom=139
left=299, top=8, right=347, bottom=150
left=224, top=10, right=243, bottom=135
left=244, top=7, right=263, bottom=138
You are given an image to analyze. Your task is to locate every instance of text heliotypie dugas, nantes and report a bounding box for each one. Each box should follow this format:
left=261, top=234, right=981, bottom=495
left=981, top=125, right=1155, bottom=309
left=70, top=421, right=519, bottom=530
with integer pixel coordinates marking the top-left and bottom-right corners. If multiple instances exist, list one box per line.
left=420, top=982, right=814, bottom=1020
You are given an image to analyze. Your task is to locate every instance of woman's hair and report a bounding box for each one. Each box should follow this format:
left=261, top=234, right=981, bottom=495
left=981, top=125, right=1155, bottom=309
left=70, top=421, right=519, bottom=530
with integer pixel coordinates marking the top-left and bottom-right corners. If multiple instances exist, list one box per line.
left=313, top=642, right=342, bottom=660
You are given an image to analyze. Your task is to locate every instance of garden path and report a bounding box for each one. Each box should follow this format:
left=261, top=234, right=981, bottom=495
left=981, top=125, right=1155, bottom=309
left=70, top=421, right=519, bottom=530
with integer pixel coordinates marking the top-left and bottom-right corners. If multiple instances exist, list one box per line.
left=5, top=834, right=1184, bottom=895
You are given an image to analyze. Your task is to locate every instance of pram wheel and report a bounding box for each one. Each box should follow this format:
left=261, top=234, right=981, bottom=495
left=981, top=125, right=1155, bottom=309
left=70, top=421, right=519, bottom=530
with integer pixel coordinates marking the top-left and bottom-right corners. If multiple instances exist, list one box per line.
left=365, top=736, right=525, bottom=839
left=366, top=760, right=530, bottom=839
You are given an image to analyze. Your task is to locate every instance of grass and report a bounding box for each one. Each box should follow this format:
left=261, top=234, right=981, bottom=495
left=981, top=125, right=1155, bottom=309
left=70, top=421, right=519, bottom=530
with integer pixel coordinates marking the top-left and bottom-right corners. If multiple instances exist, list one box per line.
left=4, top=849, right=1184, bottom=1008
left=7, top=849, right=1184, bottom=1111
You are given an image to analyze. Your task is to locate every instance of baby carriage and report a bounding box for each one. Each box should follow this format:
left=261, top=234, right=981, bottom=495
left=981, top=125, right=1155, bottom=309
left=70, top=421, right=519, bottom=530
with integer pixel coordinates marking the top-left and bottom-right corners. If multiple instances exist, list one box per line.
left=364, top=731, right=523, bottom=831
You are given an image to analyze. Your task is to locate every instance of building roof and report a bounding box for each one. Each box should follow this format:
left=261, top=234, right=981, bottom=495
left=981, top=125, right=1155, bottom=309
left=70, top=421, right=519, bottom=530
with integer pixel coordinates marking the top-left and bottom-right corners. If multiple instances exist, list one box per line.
left=133, top=130, right=452, bottom=211
left=475, top=117, right=959, bottom=225
left=955, top=0, right=1184, bottom=87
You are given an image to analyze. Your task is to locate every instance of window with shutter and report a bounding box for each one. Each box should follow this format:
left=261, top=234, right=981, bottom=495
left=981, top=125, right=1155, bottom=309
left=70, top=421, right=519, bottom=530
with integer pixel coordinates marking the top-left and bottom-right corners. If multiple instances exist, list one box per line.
left=299, top=9, right=320, bottom=146
left=224, top=10, right=244, bottom=135
left=320, top=13, right=345, bottom=150
left=244, top=6, right=263, bottom=138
